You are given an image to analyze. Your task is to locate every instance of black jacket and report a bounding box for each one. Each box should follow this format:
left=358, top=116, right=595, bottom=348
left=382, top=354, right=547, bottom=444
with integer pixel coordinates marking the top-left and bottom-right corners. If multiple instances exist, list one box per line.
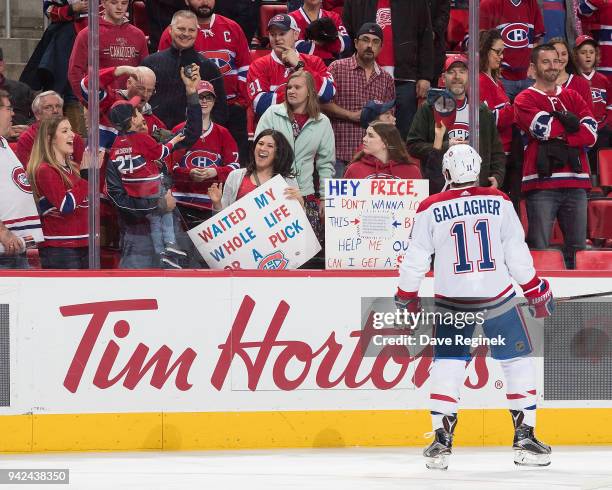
left=142, top=45, right=228, bottom=130
left=342, top=0, right=434, bottom=82
left=428, top=0, right=451, bottom=83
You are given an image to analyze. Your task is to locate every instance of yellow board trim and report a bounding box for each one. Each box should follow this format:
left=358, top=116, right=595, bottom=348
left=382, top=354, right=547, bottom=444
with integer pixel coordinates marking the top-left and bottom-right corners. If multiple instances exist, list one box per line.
left=0, top=409, right=611, bottom=452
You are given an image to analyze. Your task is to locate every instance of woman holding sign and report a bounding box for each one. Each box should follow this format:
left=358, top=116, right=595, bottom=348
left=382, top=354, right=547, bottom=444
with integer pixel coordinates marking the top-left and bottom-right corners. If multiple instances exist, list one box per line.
left=344, top=122, right=421, bottom=179
left=208, top=129, right=303, bottom=210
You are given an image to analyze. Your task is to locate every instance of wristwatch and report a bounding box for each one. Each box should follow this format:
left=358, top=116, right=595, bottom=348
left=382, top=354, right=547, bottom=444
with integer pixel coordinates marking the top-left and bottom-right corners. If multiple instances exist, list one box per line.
left=292, top=61, right=306, bottom=72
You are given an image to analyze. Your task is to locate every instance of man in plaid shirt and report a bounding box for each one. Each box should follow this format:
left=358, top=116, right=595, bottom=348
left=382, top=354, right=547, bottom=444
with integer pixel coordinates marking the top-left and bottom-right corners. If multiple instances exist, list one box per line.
left=323, top=23, right=395, bottom=176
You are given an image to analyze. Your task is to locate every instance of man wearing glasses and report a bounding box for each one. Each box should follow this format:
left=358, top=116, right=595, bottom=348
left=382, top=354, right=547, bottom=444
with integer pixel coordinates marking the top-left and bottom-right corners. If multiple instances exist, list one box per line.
left=0, top=90, right=43, bottom=268
left=323, top=23, right=395, bottom=177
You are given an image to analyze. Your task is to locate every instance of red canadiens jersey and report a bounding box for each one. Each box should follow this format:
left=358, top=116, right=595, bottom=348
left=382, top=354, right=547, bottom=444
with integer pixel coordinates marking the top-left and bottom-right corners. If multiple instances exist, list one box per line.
left=247, top=51, right=336, bottom=116
left=580, top=70, right=612, bottom=128
left=479, top=72, right=513, bottom=153
left=561, top=74, right=595, bottom=114
left=170, top=121, right=239, bottom=209
left=35, top=163, right=89, bottom=248
left=578, top=0, right=612, bottom=81
left=514, top=86, right=597, bottom=191
left=290, top=8, right=350, bottom=63
left=158, top=14, right=250, bottom=106
left=108, top=132, right=175, bottom=198
left=480, top=0, right=545, bottom=81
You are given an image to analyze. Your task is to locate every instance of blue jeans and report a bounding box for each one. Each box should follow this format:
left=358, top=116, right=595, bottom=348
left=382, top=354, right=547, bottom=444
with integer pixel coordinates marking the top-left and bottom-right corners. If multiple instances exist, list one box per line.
left=395, top=81, right=418, bottom=141
left=525, top=188, right=587, bottom=269
left=501, top=77, right=534, bottom=102
left=147, top=211, right=177, bottom=255
left=0, top=253, right=29, bottom=269
left=39, top=247, right=89, bottom=269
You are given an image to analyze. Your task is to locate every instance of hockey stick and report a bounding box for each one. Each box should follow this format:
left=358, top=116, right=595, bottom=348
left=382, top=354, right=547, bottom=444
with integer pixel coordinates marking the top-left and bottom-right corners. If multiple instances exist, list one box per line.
left=556, top=290, right=612, bottom=302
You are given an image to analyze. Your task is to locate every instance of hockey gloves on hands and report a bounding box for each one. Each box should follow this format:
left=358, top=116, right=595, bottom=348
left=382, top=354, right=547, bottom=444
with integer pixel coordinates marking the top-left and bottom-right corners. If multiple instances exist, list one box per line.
left=305, top=17, right=338, bottom=43
left=521, top=277, right=555, bottom=319
left=394, top=291, right=421, bottom=330
left=550, top=110, right=580, bottom=134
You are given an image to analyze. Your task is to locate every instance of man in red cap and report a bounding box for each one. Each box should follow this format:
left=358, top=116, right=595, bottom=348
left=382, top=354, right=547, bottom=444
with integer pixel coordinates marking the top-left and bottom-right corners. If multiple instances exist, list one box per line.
left=246, top=13, right=336, bottom=117
left=407, top=54, right=505, bottom=195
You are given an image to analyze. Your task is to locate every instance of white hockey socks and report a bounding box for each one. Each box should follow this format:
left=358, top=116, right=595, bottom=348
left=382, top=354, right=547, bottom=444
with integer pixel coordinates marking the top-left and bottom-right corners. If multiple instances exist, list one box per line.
left=429, top=358, right=466, bottom=429
left=500, top=356, right=537, bottom=427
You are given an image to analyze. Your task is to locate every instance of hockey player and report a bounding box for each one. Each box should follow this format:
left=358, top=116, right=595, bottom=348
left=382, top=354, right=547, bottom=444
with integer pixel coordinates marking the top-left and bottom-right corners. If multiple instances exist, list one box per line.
left=396, top=144, right=554, bottom=470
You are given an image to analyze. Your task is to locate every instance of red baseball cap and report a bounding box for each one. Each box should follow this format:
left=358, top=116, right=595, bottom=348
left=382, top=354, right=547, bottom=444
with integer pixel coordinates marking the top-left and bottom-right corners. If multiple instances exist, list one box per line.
left=575, top=34, right=598, bottom=49
left=444, top=54, right=468, bottom=72
left=196, top=80, right=216, bottom=97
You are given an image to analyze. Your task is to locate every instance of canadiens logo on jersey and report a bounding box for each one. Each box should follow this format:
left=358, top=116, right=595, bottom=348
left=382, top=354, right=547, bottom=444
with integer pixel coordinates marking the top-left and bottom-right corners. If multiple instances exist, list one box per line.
left=202, top=50, right=234, bottom=75
left=448, top=122, right=470, bottom=141
left=258, top=250, right=289, bottom=270
left=11, top=166, right=32, bottom=194
left=591, top=88, right=607, bottom=105
left=376, top=8, right=392, bottom=28
left=500, top=23, right=530, bottom=49
left=183, top=150, right=220, bottom=168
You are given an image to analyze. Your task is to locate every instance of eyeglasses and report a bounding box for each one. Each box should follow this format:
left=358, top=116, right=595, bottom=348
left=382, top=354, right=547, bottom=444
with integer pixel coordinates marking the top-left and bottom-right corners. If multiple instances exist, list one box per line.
left=198, top=94, right=215, bottom=101
left=358, top=36, right=382, bottom=47
left=491, top=48, right=504, bottom=56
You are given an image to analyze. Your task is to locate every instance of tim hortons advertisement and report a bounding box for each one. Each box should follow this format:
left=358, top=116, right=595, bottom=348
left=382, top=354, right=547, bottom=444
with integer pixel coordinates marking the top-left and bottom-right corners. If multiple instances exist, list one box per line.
left=1, top=275, right=611, bottom=414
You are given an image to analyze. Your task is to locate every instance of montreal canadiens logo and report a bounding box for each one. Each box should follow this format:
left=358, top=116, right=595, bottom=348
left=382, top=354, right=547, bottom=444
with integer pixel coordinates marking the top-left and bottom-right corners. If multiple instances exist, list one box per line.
left=12, top=166, right=32, bottom=193
left=184, top=150, right=220, bottom=168
left=448, top=122, right=470, bottom=141
left=376, top=8, right=392, bottom=29
left=501, top=23, right=529, bottom=49
left=203, top=50, right=233, bottom=75
left=257, top=250, right=289, bottom=270
left=592, top=88, right=606, bottom=104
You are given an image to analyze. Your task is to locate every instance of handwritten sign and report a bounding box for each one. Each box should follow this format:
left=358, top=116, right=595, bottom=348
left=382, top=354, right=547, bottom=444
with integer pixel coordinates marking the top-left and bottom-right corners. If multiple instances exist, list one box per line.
left=188, top=174, right=321, bottom=269
left=324, top=179, right=429, bottom=269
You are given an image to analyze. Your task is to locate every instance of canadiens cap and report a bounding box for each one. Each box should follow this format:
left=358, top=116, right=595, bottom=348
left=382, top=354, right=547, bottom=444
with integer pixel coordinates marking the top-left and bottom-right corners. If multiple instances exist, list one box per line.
left=268, top=14, right=300, bottom=33
left=575, top=34, right=598, bottom=49
left=444, top=53, right=468, bottom=72
left=356, top=22, right=383, bottom=41
left=196, top=80, right=216, bottom=97
left=109, top=96, right=141, bottom=130
left=360, top=99, right=395, bottom=128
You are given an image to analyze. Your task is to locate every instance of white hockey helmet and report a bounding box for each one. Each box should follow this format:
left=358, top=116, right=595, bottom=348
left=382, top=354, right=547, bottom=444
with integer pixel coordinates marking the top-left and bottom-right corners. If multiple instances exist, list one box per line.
left=442, top=144, right=482, bottom=189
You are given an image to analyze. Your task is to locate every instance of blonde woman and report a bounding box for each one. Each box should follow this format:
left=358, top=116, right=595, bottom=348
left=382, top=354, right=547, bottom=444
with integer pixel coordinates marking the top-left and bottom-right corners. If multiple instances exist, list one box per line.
left=27, top=116, right=89, bottom=269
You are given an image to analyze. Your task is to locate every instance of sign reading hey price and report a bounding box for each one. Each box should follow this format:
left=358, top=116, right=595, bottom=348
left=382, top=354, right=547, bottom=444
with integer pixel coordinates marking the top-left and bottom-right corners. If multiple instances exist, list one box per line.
left=188, top=174, right=321, bottom=270
left=324, top=179, right=429, bottom=270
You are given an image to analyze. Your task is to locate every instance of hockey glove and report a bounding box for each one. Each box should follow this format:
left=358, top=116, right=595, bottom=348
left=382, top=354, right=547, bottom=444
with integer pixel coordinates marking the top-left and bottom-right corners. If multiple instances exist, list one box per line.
left=305, top=17, right=338, bottom=43
left=551, top=110, right=580, bottom=134
left=521, top=276, right=555, bottom=319
left=394, top=290, right=421, bottom=330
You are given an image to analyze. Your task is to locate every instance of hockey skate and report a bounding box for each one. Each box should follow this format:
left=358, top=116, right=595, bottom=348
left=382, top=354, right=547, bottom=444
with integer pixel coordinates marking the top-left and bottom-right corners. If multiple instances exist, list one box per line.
left=424, top=414, right=457, bottom=470
left=511, top=410, right=551, bottom=467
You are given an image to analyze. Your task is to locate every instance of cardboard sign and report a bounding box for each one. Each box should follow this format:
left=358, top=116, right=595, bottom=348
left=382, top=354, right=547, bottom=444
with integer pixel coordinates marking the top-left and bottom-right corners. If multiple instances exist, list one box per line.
left=188, top=174, right=321, bottom=269
left=324, top=179, right=429, bottom=269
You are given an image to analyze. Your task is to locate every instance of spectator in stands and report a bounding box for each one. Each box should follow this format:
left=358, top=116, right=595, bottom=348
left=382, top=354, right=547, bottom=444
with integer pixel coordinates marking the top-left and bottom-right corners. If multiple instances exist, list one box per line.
left=158, top=0, right=251, bottom=166
left=407, top=54, right=505, bottom=195
left=146, top=0, right=185, bottom=52
left=208, top=129, right=302, bottom=210
left=479, top=29, right=520, bottom=211
left=105, top=64, right=203, bottom=269
left=255, top=70, right=335, bottom=245
left=27, top=116, right=89, bottom=269
left=16, top=91, right=85, bottom=167
left=0, top=89, right=43, bottom=269
left=247, top=14, right=336, bottom=118
left=289, top=1, right=345, bottom=14
left=574, top=35, right=612, bottom=173
left=344, top=122, right=421, bottom=179
left=171, top=80, right=240, bottom=227
left=143, top=10, right=228, bottom=130
left=215, top=0, right=262, bottom=44
left=550, top=37, right=594, bottom=112
left=343, top=0, right=434, bottom=140
left=289, top=0, right=352, bottom=65
left=480, top=0, right=545, bottom=101
left=514, top=44, right=598, bottom=268
left=538, top=0, right=579, bottom=44
left=68, top=0, right=149, bottom=98
left=323, top=23, right=395, bottom=177
left=578, top=0, right=612, bottom=82
left=428, top=0, right=451, bottom=88
left=0, top=48, right=34, bottom=140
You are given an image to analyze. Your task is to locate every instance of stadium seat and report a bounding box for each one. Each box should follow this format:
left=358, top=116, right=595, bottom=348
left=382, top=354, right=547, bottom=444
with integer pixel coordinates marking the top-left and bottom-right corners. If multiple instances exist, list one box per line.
left=260, top=4, right=288, bottom=38
left=598, top=148, right=612, bottom=194
left=588, top=199, right=612, bottom=239
left=575, top=250, right=612, bottom=270
left=131, top=1, right=149, bottom=37
left=530, top=249, right=566, bottom=271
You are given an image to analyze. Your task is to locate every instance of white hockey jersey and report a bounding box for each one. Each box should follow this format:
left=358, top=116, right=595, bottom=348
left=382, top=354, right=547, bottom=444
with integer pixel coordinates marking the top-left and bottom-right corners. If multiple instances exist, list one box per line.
left=398, top=186, right=536, bottom=304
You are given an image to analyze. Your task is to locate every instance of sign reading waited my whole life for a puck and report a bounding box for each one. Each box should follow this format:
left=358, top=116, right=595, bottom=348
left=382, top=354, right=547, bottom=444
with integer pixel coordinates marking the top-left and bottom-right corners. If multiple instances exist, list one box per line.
left=324, top=179, right=429, bottom=269
left=188, top=174, right=321, bottom=270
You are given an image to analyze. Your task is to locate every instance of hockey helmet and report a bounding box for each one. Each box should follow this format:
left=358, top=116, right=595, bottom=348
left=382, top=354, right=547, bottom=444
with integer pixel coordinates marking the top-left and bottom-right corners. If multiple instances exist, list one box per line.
left=442, top=144, right=481, bottom=189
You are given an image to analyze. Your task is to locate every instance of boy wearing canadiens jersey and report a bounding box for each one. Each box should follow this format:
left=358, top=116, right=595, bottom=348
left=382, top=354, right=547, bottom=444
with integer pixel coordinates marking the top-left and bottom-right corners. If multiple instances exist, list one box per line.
left=396, top=144, right=555, bottom=470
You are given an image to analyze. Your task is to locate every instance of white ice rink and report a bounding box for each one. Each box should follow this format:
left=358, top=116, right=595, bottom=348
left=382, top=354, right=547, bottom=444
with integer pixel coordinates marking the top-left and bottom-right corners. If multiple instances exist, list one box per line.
left=0, top=446, right=611, bottom=490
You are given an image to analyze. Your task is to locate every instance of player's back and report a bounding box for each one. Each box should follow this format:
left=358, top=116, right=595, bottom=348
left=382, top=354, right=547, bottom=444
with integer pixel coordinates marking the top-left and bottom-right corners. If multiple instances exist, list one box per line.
left=400, top=186, right=535, bottom=303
